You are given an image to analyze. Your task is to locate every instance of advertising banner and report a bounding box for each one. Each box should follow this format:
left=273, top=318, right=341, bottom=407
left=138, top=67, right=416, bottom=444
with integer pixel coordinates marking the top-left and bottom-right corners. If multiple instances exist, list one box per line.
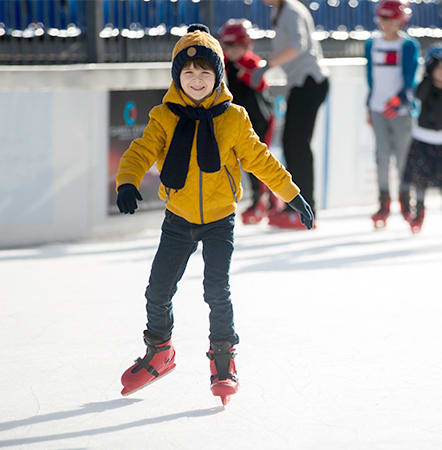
left=108, top=89, right=167, bottom=214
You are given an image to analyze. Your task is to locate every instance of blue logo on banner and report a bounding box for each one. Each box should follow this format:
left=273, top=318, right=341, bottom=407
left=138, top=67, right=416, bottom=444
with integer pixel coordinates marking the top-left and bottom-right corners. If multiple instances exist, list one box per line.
left=124, top=101, right=137, bottom=126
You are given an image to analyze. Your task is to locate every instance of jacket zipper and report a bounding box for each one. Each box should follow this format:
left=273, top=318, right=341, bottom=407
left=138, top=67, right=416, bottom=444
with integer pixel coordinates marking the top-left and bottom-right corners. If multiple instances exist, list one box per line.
left=199, top=170, right=205, bottom=224
left=224, top=166, right=238, bottom=202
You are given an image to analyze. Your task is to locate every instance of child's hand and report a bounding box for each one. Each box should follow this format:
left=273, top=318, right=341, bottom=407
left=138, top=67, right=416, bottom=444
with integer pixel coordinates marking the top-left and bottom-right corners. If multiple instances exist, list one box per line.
left=382, top=96, right=401, bottom=120
left=288, top=194, right=314, bottom=229
left=117, top=184, right=143, bottom=214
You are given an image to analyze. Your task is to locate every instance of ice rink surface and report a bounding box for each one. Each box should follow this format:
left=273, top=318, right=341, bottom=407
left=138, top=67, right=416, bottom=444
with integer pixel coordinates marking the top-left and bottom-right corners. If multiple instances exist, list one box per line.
left=1, top=199, right=442, bottom=450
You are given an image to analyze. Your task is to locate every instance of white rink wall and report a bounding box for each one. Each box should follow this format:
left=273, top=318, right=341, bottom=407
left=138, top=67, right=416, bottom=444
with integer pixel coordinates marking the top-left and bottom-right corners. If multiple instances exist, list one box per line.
left=0, top=59, right=379, bottom=248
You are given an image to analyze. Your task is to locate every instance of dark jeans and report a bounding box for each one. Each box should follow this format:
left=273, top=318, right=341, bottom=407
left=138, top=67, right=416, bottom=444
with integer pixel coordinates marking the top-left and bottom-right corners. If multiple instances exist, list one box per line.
left=282, top=76, right=329, bottom=213
left=145, top=210, right=239, bottom=345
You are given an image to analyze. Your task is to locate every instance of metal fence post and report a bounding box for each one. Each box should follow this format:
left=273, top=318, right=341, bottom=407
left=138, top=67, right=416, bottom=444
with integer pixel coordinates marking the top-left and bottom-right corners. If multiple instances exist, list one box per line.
left=86, top=0, right=104, bottom=63
left=198, top=0, right=215, bottom=33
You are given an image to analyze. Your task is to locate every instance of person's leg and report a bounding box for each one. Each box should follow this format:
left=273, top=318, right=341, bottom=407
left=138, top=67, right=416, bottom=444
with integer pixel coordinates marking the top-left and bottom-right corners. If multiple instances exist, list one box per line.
left=415, top=187, right=425, bottom=202
left=389, top=114, right=413, bottom=219
left=246, top=116, right=270, bottom=207
left=241, top=172, right=267, bottom=224
left=145, top=211, right=198, bottom=341
left=247, top=173, right=263, bottom=205
left=370, top=111, right=394, bottom=195
left=199, top=214, right=239, bottom=403
left=199, top=214, right=238, bottom=345
left=390, top=114, right=413, bottom=192
left=282, top=77, right=328, bottom=212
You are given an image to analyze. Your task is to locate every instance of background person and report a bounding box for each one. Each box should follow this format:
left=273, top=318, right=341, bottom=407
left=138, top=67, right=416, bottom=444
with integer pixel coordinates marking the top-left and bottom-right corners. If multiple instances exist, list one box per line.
left=251, top=0, right=329, bottom=229
left=402, top=44, right=442, bottom=233
left=365, top=0, right=420, bottom=229
left=219, top=18, right=279, bottom=225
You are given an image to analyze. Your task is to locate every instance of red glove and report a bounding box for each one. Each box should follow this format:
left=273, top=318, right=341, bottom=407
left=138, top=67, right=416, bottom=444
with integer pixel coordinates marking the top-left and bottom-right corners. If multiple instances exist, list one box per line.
left=382, top=96, right=401, bottom=120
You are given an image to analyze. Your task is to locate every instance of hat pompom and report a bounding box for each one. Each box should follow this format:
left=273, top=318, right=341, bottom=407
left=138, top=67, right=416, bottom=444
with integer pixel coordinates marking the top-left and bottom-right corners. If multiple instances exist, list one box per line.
left=187, top=24, right=210, bottom=34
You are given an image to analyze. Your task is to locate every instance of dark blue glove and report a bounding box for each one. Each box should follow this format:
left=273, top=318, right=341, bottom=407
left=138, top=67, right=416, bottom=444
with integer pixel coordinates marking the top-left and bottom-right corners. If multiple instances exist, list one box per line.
left=288, top=194, right=314, bottom=230
left=117, top=184, right=143, bottom=214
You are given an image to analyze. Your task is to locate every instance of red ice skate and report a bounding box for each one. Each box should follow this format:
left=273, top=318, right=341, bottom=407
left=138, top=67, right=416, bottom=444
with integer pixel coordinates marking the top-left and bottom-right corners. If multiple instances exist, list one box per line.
left=207, top=341, right=238, bottom=406
left=242, top=183, right=280, bottom=225
left=409, top=202, right=425, bottom=234
left=241, top=199, right=267, bottom=224
left=371, top=193, right=391, bottom=229
left=268, top=208, right=310, bottom=230
left=121, top=333, right=176, bottom=396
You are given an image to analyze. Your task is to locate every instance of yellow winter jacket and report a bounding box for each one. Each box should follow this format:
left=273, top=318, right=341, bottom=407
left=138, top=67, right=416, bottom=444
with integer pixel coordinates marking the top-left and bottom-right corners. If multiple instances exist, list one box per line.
left=116, top=81, right=300, bottom=224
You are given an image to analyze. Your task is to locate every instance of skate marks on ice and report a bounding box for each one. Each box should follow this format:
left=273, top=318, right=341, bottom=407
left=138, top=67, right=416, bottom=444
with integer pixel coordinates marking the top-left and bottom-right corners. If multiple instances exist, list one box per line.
left=231, top=207, right=442, bottom=273
left=0, top=239, right=160, bottom=263
left=0, top=402, right=223, bottom=448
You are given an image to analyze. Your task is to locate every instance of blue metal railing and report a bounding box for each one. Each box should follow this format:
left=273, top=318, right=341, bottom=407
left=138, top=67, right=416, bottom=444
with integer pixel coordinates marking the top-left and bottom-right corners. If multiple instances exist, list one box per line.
left=310, top=0, right=441, bottom=31
left=0, top=0, right=440, bottom=37
left=100, top=0, right=200, bottom=30
left=0, top=0, right=86, bottom=36
left=0, top=0, right=440, bottom=64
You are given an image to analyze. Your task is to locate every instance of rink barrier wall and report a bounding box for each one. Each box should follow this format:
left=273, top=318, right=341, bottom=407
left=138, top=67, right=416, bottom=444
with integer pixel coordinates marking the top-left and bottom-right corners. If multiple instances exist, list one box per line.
left=0, top=59, right=379, bottom=248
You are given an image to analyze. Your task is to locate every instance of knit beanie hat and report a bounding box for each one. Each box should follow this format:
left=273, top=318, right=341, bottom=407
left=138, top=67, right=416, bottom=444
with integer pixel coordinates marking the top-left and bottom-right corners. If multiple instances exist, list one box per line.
left=171, top=24, right=225, bottom=90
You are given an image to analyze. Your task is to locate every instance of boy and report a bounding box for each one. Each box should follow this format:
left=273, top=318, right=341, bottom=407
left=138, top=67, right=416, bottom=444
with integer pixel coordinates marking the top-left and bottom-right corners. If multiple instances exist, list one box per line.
left=115, top=24, right=313, bottom=404
left=219, top=18, right=278, bottom=225
left=365, top=0, right=420, bottom=228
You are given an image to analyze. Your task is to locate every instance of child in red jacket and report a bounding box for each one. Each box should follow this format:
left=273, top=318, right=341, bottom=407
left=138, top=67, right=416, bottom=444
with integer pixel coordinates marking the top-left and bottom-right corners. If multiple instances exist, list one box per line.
left=220, top=19, right=279, bottom=225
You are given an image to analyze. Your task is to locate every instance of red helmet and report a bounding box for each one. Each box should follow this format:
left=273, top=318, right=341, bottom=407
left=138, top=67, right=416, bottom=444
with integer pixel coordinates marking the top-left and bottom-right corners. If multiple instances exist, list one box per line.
left=375, top=0, right=412, bottom=23
left=219, top=19, right=251, bottom=47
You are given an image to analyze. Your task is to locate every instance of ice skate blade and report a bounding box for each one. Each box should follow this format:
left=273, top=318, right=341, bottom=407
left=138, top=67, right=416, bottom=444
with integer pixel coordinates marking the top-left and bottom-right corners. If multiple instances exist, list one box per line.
left=220, top=395, right=231, bottom=406
left=242, top=218, right=262, bottom=225
left=410, top=225, right=422, bottom=234
left=242, top=213, right=264, bottom=225
left=121, top=365, right=176, bottom=396
left=373, top=219, right=387, bottom=229
left=268, top=223, right=309, bottom=231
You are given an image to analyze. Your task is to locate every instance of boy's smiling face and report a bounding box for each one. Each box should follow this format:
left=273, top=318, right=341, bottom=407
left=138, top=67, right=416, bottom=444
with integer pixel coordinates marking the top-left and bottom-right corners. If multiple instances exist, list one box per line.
left=180, top=61, right=216, bottom=104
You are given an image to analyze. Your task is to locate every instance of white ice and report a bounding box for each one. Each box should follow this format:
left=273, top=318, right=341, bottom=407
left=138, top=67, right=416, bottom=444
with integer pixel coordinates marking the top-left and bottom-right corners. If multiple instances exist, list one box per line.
left=1, top=199, right=442, bottom=450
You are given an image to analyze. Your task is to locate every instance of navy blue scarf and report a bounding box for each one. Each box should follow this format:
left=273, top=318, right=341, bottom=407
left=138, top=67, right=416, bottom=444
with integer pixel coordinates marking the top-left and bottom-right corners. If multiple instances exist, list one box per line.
left=160, top=100, right=231, bottom=190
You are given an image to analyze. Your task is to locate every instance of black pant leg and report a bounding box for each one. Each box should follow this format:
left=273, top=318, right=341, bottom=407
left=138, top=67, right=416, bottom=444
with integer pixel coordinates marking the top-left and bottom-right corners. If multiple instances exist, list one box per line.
left=282, top=77, right=329, bottom=212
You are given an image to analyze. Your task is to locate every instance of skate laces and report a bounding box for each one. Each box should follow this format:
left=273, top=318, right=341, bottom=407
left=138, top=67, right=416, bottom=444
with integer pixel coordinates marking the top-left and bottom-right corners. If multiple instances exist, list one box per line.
left=131, top=343, right=171, bottom=375
left=207, top=342, right=237, bottom=382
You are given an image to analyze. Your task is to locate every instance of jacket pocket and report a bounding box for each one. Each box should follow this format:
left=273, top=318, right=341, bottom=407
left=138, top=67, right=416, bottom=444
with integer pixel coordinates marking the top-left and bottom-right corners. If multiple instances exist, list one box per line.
left=224, top=166, right=238, bottom=202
